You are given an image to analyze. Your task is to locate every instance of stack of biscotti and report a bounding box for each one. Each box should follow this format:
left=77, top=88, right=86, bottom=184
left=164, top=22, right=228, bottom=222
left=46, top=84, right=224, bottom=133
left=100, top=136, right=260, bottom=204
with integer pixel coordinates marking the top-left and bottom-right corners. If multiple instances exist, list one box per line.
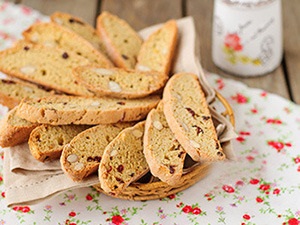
left=0, top=11, right=228, bottom=198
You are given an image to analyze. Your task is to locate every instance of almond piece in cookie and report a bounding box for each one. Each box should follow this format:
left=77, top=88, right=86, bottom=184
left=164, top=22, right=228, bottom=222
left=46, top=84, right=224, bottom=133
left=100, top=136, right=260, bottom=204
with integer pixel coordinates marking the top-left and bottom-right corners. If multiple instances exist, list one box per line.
left=61, top=122, right=133, bottom=181
left=163, top=73, right=225, bottom=162
left=99, top=121, right=149, bottom=195
left=144, top=102, right=186, bottom=185
left=74, top=66, right=168, bottom=99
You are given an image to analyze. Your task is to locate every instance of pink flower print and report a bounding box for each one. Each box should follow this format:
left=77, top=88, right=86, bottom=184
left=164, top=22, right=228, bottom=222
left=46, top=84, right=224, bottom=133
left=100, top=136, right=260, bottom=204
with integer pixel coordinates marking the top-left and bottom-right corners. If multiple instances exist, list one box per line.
left=236, top=180, right=244, bottom=186
left=266, top=118, right=282, bottom=124
left=0, top=2, right=8, bottom=12
left=3, top=17, right=14, bottom=25
left=236, top=136, right=245, bottom=143
left=273, top=188, right=280, bottom=195
left=192, top=207, right=202, bottom=215
left=222, top=185, right=235, bottom=193
left=216, top=78, right=225, bottom=90
left=243, top=214, right=251, bottom=220
left=268, top=141, right=285, bottom=152
left=251, top=107, right=258, bottom=114
left=224, top=33, right=243, bottom=51
left=21, top=6, right=32, bottom=15
left=268, top=140, right=291, bottom=152
left=256, top=196, right=264, bottom=203
left=250, top=178, right=260, bottom=185
left=294, top=156, right=300, bottom=164
left=69, top=211, right=76, bottom=217
left=246, top=155, right=255, bottom=162
left=13, top=206, right=31, bottom=213
left=239, top=131, right=251, bottom=136
left=287, top=218, right=299, bottom=225
left=182, top=205, right=202, bottom=215
left=259, top=184, right=271, bottom=192
left=85, top=194, right=93, bottom=201
left=231, top=93, right=249, bottom=104
left=182, top=205, right=193, bottom=213
left=112, top=215, right=124, bottom=225
left=260, top=91, right=268, bottom=97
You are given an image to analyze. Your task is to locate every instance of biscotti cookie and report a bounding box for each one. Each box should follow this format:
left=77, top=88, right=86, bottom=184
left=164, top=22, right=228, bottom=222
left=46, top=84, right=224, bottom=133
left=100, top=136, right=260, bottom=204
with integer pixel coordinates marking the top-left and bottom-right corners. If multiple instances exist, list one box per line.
left=16, top=95, right=160, bottom=125
left=97, top=11, right=143, bottom=69
left=0, top=107, right=38, bottom=148
left=163, top=73, right=225, bottom=162
left=29, top=124, right=89, bottom=162
left=136, top=20, right=178, bottom=75
left=61, top=123, right=133, bottom=181
left=99, top=121, right=149, bottom=195
left=50, top=11, right=109, bottom=57
left=74, top=66, right=168, bottom=99
left=0, top=41, right=94, bottom=96
left=23, top=22, right=112, bottom=67
left=144, top=102, right=186, bottom=185
left=0, top=78, right=55, bottom=109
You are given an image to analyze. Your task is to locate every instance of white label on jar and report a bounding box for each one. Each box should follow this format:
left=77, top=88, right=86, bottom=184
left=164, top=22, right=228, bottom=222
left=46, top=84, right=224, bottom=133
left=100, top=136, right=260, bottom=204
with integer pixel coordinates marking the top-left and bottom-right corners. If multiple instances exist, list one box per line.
left=212, top=0, right=282, bottom=76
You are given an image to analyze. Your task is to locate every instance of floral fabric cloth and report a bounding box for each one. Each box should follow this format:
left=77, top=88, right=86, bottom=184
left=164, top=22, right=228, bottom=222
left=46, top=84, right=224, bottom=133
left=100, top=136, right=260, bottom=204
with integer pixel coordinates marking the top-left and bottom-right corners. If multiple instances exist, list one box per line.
left=0, top=1, right=299, bottom=225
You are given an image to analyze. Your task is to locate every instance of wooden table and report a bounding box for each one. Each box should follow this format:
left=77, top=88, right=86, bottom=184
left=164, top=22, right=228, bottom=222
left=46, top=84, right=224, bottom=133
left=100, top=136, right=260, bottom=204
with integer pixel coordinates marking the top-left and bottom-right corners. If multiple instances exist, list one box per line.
left=8, top=0, right=300, bottom=103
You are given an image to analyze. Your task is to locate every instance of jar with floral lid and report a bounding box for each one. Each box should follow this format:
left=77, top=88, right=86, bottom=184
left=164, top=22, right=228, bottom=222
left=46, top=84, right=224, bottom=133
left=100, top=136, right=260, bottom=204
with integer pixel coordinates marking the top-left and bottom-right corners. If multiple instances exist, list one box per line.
left=212, top=0, right=282, bottom=76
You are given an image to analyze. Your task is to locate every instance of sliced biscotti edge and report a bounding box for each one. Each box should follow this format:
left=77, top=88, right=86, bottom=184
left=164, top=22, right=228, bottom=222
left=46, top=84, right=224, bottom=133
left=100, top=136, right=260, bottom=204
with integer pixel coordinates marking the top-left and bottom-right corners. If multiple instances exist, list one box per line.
left=0, top=107, right=39, bottom=148
left=73, top=66, right=168, bottom=99
left=163, top=73, right=225, bottom=162
left=16, top=95, right=160, bottom=125
left=144, top=102, right=186, bottom=185
left=61, top=122, right=133, bottom=181
left=99, top=121, right=149, bottom=195
left=50, top=11, right=109, bottom=58
left=0, top=78, right=56, bottom=109
left=29, top=124, right=89, bottom=162
left=96, top=11, right=143, bottom=69
left=23, top=22, right=113, bottom=68
left=136, top=20, right=178, bottom=76
left=0, top=40, right=94, bottom=96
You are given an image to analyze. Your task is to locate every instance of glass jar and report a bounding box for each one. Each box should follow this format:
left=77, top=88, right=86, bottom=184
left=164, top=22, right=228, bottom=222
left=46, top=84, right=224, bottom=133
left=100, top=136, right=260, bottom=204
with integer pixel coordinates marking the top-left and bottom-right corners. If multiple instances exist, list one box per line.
left=212, top=0, right=282, bottom=76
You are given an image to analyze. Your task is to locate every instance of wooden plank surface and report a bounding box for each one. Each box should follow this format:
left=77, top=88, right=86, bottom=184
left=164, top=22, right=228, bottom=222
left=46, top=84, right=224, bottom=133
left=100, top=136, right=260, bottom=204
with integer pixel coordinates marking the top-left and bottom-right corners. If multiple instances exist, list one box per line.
left=101, top=0, right=182, bottom=30
left=282, top=0, right=300, bottom=103
left=21, top=0, right=99, bottom=25
left=186, top=0, right=290, bottom=99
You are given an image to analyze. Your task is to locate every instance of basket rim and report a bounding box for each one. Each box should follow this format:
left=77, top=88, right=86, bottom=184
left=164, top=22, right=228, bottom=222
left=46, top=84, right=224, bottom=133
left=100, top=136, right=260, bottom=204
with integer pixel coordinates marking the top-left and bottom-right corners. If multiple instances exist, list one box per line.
left=94, top=92, right=235, bottom=200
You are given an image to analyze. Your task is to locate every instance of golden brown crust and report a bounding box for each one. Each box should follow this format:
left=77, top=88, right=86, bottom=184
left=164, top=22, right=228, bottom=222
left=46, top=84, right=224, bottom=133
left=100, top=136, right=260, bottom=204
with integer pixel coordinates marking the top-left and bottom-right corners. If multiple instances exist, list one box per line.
left=73, top=66, right=168, bottom=99
left=16, top=95, right=160, bottom=125
left=96, top=11, right=143, bottom=69
left=99, top=121, right=149, bottom=195
left=29, top=124, right=89, bottom=162
left=50, top=11, right=109, bottom=57
left=0, top=41, right=94, bottom=96
left=60, top=123, right=133, bottom=181
left=22, top=22, right=113, bottom=67
left=0, top=78, right=55, bottom=109
left=0, top=107, right=38, bottom=148
left=144, top=102, right=186, bottom=185
left=163, top=73, right=225, bottom=162
left=136, top=20, right=178, bottom=75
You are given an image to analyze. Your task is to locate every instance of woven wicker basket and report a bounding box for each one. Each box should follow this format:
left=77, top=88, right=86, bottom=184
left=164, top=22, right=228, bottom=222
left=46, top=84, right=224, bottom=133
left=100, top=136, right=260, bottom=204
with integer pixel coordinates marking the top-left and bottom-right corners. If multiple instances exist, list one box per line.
left=94, top=91, right=234, bottom=200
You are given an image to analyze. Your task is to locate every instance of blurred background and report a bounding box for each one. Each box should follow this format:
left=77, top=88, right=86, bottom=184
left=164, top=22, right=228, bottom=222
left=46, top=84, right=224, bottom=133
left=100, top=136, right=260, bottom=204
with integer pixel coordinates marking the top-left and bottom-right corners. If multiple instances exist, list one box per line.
left=5, top=0, right=300, bottom=103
